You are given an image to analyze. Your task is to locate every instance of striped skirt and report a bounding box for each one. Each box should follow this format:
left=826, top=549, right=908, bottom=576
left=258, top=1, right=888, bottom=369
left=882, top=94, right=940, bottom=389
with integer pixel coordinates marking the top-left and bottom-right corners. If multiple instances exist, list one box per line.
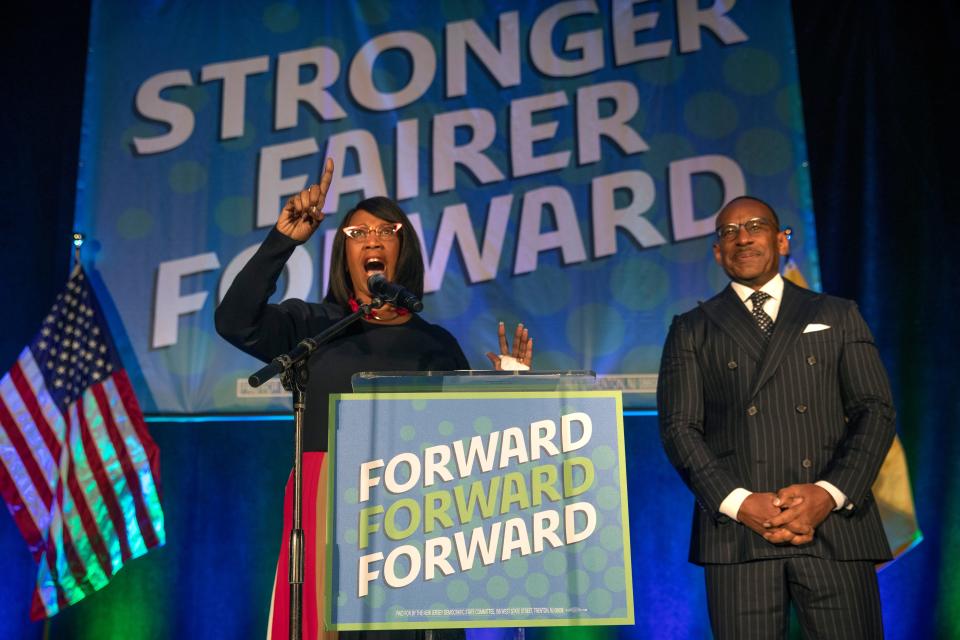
left=267, top=452, right=336, bottom=640
left=266, top=452, right=467, bottom=640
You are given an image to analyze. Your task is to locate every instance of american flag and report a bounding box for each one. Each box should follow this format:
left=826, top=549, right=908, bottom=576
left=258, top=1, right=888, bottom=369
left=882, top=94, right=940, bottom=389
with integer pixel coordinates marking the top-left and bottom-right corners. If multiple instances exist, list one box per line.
left=0, top=265, right=165, bottom=620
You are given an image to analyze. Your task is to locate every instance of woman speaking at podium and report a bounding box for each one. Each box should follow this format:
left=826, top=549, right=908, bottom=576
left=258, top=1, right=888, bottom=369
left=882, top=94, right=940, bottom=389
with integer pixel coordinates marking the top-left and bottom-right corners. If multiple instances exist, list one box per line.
left=216, top=158, right=532, bottom=639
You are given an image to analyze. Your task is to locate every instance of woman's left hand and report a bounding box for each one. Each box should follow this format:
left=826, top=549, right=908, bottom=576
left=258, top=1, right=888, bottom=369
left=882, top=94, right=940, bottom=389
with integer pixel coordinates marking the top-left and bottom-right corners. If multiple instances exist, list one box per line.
left=486, top=322, right=533, bottom=370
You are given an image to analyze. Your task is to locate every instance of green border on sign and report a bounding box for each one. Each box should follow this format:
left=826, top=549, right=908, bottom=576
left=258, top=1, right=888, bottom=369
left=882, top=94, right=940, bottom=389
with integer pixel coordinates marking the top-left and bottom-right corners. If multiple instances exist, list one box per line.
left=325, top=390, right=633, bottom=630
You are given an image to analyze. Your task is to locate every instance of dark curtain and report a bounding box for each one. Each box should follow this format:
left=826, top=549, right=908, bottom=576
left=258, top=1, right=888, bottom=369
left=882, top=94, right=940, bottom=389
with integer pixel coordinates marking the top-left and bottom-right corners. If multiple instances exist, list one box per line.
left=0, top=3, right=89, bottom=368
left=0, top=5, right=91, bottom=631
left=792, top=4, right=959, bottom=636
left=2, top=2, right=957, bottom=637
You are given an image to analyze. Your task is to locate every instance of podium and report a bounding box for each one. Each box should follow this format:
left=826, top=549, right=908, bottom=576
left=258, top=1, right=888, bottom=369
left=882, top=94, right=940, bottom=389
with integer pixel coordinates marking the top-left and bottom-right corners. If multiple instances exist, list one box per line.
left=322, top=371, right=634, bottom=632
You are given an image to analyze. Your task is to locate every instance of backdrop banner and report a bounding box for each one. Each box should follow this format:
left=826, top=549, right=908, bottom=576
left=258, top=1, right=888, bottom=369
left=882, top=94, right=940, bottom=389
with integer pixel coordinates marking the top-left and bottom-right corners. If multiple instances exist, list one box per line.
left=327, top=391, right=632, bottom=630
left=76, top=0, right=817, bottom=411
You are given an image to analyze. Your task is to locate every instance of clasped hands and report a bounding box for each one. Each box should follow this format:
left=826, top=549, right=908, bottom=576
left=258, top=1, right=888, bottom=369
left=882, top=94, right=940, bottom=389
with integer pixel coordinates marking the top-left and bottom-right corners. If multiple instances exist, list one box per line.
left=737, top=484, right=836, bottom=545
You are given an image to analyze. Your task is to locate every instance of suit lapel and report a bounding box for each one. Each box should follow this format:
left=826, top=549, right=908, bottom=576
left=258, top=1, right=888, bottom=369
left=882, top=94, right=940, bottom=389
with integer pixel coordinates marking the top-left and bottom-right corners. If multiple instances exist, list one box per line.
left=700, top=286, right=767, bottom=363
left=748, top=281, right=823, bottom=398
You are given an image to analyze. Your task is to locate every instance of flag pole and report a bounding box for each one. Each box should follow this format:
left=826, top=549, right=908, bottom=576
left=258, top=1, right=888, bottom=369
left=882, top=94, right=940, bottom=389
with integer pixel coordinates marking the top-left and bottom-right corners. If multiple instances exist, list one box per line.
left=72, top=232, right=85, bottom=273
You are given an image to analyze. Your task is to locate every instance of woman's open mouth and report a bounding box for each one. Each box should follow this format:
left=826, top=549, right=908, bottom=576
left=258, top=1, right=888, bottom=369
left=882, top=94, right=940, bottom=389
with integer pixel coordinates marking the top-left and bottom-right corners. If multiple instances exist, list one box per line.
left=364, top=257, right=385, bottom=275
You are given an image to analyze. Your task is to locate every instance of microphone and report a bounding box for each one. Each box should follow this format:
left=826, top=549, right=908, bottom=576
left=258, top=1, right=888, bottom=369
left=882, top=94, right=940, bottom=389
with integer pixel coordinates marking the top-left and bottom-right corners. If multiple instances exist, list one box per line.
left=367, top=274, right=423, bottom=312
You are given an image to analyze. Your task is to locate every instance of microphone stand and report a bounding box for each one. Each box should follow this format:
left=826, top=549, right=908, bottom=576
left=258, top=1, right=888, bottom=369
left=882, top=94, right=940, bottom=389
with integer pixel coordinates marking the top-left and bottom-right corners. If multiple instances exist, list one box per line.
left=247, top=296, right=385, bottom=640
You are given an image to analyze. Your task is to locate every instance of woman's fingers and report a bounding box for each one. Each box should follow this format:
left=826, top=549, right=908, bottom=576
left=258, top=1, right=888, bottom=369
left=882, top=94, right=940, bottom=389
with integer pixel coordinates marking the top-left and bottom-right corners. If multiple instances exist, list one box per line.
left=491, top=322, right=533, bottom=367
left=497, top=321, right=509, bottom=354
left=282, top=195, right=299, bottom=220
left=511, top=324, right=525, bottom=358
left=521, top=336, right=533, bottom=365
left=318, top=157, right=334, bottom=197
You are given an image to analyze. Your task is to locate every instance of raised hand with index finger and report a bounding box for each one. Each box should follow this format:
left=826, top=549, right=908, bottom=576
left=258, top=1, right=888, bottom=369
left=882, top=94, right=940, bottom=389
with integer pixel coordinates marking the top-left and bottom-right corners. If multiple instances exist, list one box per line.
left=276, top=157, right=335, bottom=242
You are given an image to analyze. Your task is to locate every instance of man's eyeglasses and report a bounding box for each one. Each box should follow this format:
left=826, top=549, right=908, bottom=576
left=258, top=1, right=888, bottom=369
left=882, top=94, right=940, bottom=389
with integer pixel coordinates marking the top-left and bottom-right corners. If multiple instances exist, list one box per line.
left=715, top=218, right=776, bottom=242
left=342, top=223, right=403, bottom=242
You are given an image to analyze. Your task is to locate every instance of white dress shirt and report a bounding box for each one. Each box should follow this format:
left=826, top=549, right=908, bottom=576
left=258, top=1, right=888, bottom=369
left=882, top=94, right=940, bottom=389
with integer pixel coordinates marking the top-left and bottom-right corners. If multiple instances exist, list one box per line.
left=718, top=274, right=850, bottom=521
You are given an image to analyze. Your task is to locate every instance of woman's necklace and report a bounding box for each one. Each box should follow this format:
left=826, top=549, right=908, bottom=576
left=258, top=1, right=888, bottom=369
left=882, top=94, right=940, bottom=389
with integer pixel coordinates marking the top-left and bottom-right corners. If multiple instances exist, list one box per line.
left=367, top=308, right=400, bottom=321
left=348, top=297, right=409, bottom=322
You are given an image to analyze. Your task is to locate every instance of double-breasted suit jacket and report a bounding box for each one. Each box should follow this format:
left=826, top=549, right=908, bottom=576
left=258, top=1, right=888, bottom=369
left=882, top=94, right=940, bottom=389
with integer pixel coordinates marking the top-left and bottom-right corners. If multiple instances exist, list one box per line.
left=657, top=279, right=896, bottom=565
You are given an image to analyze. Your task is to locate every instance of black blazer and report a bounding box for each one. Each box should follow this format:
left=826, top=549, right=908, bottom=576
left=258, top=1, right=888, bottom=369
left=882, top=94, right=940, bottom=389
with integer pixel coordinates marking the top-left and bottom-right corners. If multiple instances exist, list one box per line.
left=657, top=280, right=895, bottom=564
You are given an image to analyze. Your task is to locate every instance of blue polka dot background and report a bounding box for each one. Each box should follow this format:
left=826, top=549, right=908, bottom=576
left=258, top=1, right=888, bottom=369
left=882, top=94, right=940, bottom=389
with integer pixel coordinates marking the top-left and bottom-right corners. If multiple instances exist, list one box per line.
left=75, top=2, right=818, bottom=413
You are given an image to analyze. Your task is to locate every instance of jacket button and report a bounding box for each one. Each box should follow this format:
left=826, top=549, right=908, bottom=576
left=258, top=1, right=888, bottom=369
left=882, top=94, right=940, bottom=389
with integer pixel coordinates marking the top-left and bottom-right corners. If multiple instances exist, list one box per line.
left=747, top=405, right=758, bottom=416
left=796, top=404, right=808, bottom=413
left=727, top=360, right=738, bottom=369
left=807, top=355, right=817, bottom=365
left=802, top=458, right=813, bottom=469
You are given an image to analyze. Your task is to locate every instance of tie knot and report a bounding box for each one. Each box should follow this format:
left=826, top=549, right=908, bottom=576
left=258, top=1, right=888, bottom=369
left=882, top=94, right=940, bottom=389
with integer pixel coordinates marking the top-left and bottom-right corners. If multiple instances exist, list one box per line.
left=749, top=291, right=771, bottom=307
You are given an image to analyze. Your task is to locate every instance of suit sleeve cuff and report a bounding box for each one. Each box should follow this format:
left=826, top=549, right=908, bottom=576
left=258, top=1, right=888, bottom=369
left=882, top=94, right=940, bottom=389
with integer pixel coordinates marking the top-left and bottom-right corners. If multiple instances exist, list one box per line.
left=815, top=480, right=850, bottom=510
left=719, top=488, right=752, bottom=521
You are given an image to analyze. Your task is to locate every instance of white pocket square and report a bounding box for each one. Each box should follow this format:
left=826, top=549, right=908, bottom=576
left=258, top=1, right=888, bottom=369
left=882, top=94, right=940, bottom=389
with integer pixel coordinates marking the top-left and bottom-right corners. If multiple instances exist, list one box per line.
left=803, top=323, right=831, bottom=333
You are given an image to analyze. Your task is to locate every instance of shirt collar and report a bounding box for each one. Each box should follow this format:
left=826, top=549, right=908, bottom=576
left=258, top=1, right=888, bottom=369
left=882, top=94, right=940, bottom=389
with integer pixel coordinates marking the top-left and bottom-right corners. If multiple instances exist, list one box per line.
left=730, top=273, right=784, bottom=304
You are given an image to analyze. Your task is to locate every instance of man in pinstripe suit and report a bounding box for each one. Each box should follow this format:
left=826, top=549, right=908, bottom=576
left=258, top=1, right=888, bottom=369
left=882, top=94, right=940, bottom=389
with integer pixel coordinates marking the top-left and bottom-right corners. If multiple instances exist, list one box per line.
left=657, top=196, right=896, bottom=638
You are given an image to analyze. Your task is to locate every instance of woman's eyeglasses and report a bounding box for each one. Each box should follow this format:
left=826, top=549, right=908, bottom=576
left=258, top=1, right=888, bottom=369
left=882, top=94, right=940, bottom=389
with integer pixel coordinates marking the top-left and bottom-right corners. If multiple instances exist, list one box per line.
left=341, top=223, right=403, bottom=241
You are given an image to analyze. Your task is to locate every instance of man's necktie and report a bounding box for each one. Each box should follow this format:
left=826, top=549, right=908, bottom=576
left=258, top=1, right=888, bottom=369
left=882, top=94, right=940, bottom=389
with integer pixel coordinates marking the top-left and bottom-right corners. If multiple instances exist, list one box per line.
left=749, top=290, right=775, bottom=337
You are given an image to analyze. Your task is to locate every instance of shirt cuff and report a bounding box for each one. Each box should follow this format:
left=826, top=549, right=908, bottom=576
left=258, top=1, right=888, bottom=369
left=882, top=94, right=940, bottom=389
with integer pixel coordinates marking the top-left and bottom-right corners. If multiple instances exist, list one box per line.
left=719, top=488, right=752, bottom=521
left=815, top=480, right=850, bottom=510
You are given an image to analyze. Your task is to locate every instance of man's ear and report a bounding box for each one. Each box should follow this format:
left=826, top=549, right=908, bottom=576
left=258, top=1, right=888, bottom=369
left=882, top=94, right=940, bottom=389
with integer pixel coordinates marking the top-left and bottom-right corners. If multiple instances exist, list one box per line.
left=777, top=231, right=790, bottom=256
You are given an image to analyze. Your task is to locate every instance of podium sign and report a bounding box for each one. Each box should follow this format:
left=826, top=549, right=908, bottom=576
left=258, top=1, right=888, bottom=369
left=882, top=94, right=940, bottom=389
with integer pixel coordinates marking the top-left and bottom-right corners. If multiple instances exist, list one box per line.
left=326, top=391, right=633, bottom=631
